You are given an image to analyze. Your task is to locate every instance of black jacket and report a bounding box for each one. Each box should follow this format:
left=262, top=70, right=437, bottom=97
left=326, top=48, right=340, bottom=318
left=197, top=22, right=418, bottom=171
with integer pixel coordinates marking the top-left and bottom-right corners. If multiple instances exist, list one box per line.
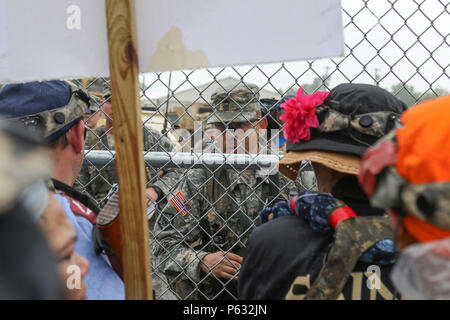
left=238, top=176, right=399, bottom=300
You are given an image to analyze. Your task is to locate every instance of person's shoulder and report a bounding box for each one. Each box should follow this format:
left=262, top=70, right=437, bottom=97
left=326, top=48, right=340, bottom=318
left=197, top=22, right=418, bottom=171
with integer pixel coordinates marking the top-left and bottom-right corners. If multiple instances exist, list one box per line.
left=143, top=125, right=165, bottom=142
left=143, top=125, right=174, bottom=150
left=249, top=215, right=326, bottom=248
left=257, top=215, right=306, bottom=229
left=54, top=194, right=74, bottom=220
left=251, top=216, right=304, bottom=238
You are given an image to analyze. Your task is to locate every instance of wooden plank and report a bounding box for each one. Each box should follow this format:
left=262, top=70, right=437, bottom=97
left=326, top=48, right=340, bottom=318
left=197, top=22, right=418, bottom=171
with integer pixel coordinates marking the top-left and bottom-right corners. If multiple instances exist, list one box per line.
left=105, top=0, right=153, bottom=300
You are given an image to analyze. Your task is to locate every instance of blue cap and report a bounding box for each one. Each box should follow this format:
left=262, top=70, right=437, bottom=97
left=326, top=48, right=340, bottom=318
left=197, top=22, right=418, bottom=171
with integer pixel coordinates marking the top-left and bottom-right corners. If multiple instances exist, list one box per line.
left=0, top=81, right=71, bottom=117
left=0, top=81, right=90, bottom=142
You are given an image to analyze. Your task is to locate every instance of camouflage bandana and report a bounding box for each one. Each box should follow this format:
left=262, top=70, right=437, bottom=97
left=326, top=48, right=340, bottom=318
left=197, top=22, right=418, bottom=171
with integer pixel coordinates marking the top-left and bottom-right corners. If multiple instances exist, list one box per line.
left=372, top=167, right=450, bottom=230
left=359, top=131, right=450, bottom=230
left=305, top=215, right=395, bottom=300
left=316, top=104, right=401, bottom=139
left=102, top=83, right=111, bottom=102
left=6, top=81, right=90, bottom=139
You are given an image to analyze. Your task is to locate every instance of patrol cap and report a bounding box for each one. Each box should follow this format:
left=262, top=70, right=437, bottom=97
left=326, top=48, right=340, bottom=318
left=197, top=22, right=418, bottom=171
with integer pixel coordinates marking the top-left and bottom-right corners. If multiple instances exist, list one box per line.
left=207, top=83, right=261, bottom=125
left=0, top=80, right=91, bottom=142
left=102, top=81, right=111, bottom=102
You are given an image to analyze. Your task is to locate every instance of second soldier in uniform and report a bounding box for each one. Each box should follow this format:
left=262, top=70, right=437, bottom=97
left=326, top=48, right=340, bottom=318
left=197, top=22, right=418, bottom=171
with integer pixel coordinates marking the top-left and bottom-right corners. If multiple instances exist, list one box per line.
left=152, top=83, right=272, bottom=300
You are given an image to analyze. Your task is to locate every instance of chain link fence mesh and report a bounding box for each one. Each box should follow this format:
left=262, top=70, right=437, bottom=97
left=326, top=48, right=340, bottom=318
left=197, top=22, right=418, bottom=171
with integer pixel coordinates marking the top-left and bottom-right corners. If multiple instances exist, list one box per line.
left=74, top=0, right=449, bottom=300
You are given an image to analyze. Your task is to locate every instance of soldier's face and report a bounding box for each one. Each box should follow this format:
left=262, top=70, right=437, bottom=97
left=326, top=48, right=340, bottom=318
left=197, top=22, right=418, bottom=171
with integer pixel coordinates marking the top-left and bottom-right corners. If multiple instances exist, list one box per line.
left=101, top=101, right=113, bottom=129
left=84, top=111, right=102, bottom=129
left=212, top=122, right=263, bottom=154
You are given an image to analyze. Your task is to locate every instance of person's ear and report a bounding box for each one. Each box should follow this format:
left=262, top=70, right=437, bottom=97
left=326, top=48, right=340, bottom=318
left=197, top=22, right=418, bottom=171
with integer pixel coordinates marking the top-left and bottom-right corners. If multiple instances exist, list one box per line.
left=257, top=118, right=268, bottom=130
left=67, top=120, right=85, bottom=154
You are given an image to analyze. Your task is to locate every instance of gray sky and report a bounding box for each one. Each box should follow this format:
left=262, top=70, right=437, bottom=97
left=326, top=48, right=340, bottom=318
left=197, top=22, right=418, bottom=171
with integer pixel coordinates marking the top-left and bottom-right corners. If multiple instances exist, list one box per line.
left=140, top=0, right=449, bottom=100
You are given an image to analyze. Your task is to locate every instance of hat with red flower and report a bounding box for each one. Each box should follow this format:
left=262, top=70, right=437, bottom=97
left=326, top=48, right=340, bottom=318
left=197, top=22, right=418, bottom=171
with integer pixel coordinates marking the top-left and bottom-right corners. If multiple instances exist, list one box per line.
left=279, top=83, right=407, bottom=180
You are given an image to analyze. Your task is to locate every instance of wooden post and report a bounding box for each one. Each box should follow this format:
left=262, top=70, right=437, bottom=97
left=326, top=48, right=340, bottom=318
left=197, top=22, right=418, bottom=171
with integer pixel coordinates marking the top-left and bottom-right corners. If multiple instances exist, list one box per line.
left=105, top=0, right=153, bottom=299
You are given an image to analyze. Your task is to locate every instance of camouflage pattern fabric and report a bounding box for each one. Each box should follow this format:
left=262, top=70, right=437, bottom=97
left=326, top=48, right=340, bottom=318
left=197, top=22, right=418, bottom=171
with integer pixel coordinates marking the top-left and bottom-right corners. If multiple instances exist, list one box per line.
left=316, top=105, right=350, bottom=133
left=6, top=82, right=90, bottom=139
left=79, top=122, right=181, bottom=299
left=207, top=83, right=261, bottom=124
left=278, top=170, right=317, bottom=200
left=87, top=95, right=101, bottom=113
left=151, top=166, right=271, bottom=300
left=317, top=105, right=400, bottom=138
left=152, top=268, right=178, bottom=300
left=303, top=215, right=394, bottom=300
left=350, top=112, right=400, bottom=138
left=372, top=166, right=450, bottom=230
left=152, top=82, right=274, bottom=299
left=76, top=124, right=177, bottom=208
left=97, top=189, right=179, bottom=300
left=401, top=182, right=450, bottom=230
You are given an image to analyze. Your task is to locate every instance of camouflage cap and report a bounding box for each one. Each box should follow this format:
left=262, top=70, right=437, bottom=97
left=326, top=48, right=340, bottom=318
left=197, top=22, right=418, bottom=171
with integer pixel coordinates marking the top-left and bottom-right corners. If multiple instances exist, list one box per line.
left=88, top=95, right=101, bottom=113
left=102, top=80, right=111, bottom=102
left=207, top=83, right=261, bottom=124
left=76, top=77, right=105, bottom=102
left=0, top=80, right=91, bottom=142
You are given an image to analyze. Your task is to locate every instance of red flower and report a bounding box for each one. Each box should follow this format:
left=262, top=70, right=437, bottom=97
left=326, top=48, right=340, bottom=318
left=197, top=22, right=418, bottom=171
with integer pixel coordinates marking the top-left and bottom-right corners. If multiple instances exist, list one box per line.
left=280, top=87, right=329, bottom=143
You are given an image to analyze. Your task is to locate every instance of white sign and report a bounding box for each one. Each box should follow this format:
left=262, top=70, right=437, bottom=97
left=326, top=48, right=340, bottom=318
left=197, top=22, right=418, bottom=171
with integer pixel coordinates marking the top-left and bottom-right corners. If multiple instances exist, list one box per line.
left=0, top=0, right=343, bottom=83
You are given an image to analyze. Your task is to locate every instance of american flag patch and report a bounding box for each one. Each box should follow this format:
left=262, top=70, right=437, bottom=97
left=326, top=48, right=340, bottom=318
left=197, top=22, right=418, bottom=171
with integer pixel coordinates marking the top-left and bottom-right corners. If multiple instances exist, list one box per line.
left=170, top=192, right=192, bottom=216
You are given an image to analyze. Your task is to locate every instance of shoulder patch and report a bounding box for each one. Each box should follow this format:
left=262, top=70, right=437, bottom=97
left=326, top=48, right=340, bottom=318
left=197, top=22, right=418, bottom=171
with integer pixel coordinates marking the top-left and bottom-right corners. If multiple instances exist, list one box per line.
left=170, top=192, right=192, bottom=217
left=68, top=197, right=97, bottom=224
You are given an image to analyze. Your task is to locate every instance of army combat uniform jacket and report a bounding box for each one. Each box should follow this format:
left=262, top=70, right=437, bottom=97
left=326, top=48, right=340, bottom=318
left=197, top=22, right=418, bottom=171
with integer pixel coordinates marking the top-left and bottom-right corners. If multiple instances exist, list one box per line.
left=152, top=166, right=271, bottom=300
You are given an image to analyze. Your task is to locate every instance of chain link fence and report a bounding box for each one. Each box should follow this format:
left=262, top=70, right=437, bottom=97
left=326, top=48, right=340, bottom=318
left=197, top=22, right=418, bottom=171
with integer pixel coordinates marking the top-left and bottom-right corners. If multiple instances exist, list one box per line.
left=75, top=0, right=449, bottom=300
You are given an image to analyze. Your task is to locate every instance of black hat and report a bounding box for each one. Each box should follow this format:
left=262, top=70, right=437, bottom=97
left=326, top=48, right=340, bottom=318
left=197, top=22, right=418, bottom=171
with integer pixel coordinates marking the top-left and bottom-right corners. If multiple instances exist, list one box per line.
left=280, top=83, right=407, bottom=180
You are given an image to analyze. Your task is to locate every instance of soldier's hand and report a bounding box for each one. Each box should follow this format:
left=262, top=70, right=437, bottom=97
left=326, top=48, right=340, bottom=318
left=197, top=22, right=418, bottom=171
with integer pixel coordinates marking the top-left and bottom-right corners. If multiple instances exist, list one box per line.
left=200, top=252, right=243, bottom=280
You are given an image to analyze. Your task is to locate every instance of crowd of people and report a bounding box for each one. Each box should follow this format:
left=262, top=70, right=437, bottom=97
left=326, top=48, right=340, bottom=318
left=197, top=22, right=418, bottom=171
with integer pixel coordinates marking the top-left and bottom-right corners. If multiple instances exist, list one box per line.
left=0, top=78, right=448, bottom=300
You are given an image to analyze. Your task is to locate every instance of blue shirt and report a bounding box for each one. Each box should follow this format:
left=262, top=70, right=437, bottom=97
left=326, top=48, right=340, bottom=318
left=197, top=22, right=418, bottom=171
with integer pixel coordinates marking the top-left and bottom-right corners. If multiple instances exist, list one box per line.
left=55, top=194, right=125, bottom=300
left=278, top=136, right=286, bottom=148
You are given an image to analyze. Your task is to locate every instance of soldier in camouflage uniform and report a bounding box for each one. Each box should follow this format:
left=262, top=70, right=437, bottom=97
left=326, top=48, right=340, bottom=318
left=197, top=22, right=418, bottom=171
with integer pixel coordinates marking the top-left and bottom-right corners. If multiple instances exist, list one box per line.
left=73, top=81, right=181, bottom=299
left=151, top=83, right=273, bottom=300
left=74, top=93, right=103, bottom=195
left=77, top=84, right=178, bottom=210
